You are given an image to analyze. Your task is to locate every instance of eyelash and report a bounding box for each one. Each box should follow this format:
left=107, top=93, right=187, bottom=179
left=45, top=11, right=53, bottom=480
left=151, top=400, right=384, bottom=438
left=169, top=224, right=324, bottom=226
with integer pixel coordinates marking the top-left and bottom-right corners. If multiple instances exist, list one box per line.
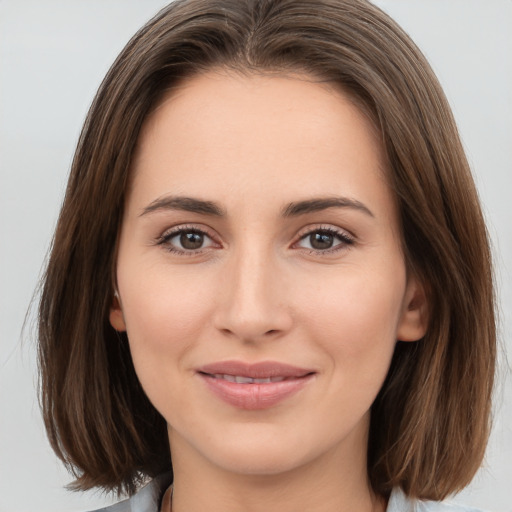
left=294, top=225, right=355, bottom=255
left=155, top=224, right=355, bottom=256
left=155, top=224, right=219, bottom=256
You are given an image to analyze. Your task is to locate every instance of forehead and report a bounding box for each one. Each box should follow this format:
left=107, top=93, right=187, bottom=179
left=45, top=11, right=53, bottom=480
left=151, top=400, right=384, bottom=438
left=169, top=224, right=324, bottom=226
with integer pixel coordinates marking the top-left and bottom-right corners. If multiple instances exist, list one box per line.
left=137, top=69, right=381, bottom=156
left=128, top=70, right=392, bottom=219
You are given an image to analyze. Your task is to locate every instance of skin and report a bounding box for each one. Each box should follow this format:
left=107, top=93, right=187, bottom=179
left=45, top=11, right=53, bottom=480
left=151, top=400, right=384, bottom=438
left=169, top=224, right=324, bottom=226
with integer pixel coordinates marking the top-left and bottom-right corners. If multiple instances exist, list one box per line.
left=110, top=70, right=428, bottom=512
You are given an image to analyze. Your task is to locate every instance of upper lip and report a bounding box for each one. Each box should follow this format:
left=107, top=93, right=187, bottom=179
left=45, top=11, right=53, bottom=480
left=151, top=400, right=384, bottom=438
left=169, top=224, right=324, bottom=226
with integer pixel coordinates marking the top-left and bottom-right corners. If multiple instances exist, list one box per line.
left=197, top=360, right=315, bottom=379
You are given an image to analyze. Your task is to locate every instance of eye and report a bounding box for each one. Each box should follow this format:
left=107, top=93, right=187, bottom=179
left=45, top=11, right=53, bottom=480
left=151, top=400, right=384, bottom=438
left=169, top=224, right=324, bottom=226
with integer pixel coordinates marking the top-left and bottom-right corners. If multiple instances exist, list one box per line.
left=157, top=226, right=217, bottom=254
left=296, top=228, right=354, bottom=253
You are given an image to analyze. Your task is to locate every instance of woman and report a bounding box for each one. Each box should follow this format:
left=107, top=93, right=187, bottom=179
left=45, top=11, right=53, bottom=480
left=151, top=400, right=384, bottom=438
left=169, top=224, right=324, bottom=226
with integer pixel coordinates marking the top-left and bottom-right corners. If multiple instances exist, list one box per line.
left=37, top=1, right=496, bottom=511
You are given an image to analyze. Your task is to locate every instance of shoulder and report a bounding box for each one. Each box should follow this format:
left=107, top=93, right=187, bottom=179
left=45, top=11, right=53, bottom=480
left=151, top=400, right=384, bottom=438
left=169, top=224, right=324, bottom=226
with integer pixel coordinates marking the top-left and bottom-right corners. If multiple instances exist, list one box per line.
left=87, top=480, right=487, bottom=512
left=387, top=488, right=489, bottom=512
left=86, top=473, right=172, bottom=512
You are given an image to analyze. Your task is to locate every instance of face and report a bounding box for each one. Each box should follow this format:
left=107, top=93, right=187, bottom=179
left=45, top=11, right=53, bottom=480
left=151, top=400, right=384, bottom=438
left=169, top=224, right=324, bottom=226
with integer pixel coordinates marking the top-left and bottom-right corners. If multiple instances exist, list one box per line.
left=111, top=70, right=427, bottom=479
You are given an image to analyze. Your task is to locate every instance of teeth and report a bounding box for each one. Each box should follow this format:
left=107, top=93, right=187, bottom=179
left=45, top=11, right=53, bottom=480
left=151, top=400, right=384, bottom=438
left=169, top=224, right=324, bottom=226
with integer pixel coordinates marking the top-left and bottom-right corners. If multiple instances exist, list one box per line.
left=211, top=374, right=287, bottom=384
left=235, top=375, right=254, bottom=384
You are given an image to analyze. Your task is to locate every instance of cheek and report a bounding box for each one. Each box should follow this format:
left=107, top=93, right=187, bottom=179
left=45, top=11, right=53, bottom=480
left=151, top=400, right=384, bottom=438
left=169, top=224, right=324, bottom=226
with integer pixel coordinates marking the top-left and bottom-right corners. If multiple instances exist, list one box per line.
left=117, top=265, right=222, bottom=425
left=118, top=264, right=218, bottom=372
left=301, top=264, right=406, bottom=369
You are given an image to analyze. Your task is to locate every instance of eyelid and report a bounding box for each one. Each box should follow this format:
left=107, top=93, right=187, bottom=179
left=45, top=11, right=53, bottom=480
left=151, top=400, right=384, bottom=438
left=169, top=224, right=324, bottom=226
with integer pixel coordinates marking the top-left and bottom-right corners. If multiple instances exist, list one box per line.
left=155, top=223, right=221, bottom=254
left=153, top=222, right=354, bottom=256
left=292, top=224, right=355, bottom=253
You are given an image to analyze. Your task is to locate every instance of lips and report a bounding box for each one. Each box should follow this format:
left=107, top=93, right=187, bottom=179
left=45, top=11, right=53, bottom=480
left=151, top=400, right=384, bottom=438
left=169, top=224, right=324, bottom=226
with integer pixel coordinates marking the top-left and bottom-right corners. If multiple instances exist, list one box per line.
left=209, top=374, right=287, bottom=384
left=196, top=361, right=315, bottom=410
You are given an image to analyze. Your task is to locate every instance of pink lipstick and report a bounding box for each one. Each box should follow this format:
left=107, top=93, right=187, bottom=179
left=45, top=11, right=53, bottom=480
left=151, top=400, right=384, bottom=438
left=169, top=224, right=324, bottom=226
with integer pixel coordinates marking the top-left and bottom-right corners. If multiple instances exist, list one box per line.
left=197, top=361, right=315, bottom=410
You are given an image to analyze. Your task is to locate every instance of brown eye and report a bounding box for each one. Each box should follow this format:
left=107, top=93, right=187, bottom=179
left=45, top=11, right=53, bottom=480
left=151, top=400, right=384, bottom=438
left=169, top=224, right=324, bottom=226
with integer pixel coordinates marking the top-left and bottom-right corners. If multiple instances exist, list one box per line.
left=159, top=228, right=216, bottom=253
left=309, top=232, right=334, bottom=250
left=296, top=228, right=354, bottom=253
left=180, top=231, right=204, bottom=250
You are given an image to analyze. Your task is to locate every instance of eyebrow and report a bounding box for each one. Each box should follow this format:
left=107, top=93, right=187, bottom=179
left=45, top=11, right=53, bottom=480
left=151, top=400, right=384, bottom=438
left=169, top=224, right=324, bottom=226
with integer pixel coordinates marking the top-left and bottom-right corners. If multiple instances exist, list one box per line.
left=140, top=196, right=226, bottom=217
left=281, top=197, right=374, bottom=218
left=140, top=195, right=373, bottom=218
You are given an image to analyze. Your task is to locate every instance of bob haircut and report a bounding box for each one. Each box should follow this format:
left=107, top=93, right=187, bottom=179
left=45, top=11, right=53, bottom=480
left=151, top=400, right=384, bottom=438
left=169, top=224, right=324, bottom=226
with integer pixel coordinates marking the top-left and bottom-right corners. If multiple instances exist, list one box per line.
left=38, top=0, right=496, bottom=501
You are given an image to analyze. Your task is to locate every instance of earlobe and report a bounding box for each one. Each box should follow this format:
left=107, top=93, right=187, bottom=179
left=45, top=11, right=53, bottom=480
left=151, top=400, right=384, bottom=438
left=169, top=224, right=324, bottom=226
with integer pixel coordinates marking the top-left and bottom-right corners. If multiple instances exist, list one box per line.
left=396, top=276, right=429, bottom=342
left=109, top=292, right=127, bottom=332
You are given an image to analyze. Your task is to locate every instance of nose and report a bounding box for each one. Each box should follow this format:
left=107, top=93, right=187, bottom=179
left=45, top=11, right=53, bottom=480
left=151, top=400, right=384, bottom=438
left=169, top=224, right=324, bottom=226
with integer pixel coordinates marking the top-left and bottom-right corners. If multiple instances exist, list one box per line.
left=213, top=245, right=293, bottom=343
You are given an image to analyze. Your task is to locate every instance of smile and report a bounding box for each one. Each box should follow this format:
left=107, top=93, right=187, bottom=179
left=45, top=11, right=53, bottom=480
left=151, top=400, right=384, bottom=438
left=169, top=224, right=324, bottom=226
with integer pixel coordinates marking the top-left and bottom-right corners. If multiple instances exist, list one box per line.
left=208, top=374, right=289, bottom=384
left=197, top=361, right=315, bottom=410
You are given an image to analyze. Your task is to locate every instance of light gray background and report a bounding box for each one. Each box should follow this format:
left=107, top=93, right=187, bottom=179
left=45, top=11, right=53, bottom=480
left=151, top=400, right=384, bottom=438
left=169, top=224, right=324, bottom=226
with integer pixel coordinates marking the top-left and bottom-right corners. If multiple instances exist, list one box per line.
left=0, top=1, right=510, bottom=511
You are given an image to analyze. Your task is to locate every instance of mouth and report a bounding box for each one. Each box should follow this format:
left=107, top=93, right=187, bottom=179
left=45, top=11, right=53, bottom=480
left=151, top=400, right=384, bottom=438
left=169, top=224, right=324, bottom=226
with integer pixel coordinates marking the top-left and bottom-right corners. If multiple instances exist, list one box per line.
left=196, top=361, right=316, bottom=410
left=204, top=374, right=294, bottom=384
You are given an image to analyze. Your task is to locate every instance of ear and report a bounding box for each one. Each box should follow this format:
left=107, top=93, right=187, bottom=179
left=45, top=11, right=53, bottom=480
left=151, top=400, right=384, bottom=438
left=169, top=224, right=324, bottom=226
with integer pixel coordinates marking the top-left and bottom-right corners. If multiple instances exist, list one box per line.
left=109, top=292, right=127, bottom=332
left=396, top=275, right=429, bottom=342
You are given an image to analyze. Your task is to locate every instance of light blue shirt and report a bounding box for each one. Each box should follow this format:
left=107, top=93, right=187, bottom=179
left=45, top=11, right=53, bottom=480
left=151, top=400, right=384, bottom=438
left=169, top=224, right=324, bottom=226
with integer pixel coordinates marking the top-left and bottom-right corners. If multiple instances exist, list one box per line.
left=90, top=473, right=486, bottom=512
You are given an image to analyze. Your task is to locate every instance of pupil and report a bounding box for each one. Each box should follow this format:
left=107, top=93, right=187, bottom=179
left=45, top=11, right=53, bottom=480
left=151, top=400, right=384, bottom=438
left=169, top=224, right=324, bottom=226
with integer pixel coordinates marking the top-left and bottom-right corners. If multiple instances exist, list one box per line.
left=180, top=232, right=203, bottom=250
left=310, top=232, right=333, bottom=250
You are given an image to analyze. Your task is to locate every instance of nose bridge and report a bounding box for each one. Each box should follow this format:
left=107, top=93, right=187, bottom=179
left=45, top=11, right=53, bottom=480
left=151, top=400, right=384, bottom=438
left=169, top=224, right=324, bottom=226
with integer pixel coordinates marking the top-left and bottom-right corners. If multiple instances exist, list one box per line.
left=215, top=237, right=291, bottom=340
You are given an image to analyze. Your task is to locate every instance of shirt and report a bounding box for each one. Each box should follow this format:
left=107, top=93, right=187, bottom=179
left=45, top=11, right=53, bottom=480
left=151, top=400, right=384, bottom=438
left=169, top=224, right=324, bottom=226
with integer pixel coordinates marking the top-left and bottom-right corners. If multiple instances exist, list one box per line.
left=90, top=473, right=486, bottom=512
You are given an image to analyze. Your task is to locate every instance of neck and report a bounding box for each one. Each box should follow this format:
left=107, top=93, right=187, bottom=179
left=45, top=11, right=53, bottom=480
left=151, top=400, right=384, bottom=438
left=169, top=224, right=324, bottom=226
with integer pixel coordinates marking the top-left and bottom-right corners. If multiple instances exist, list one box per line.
left=167, top=424, right=386, bottom=512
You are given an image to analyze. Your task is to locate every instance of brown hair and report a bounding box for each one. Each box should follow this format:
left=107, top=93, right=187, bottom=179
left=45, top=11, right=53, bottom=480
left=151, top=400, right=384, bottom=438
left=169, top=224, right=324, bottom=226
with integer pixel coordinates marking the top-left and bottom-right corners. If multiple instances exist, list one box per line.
left=38, top=0, right=496, bottom=500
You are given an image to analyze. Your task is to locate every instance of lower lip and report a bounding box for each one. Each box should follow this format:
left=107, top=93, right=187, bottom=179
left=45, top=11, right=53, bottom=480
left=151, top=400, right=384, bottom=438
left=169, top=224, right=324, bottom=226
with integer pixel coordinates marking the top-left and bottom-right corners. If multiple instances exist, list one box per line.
left=199, top=374, right=314, bottom=410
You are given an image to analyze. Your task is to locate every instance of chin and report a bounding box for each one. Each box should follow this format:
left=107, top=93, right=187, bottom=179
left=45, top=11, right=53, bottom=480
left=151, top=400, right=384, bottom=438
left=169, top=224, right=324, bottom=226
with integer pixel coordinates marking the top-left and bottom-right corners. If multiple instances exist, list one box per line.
left=176, top=418, right=363, bottom=479
left=209, top=444, right=313, bottom=477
